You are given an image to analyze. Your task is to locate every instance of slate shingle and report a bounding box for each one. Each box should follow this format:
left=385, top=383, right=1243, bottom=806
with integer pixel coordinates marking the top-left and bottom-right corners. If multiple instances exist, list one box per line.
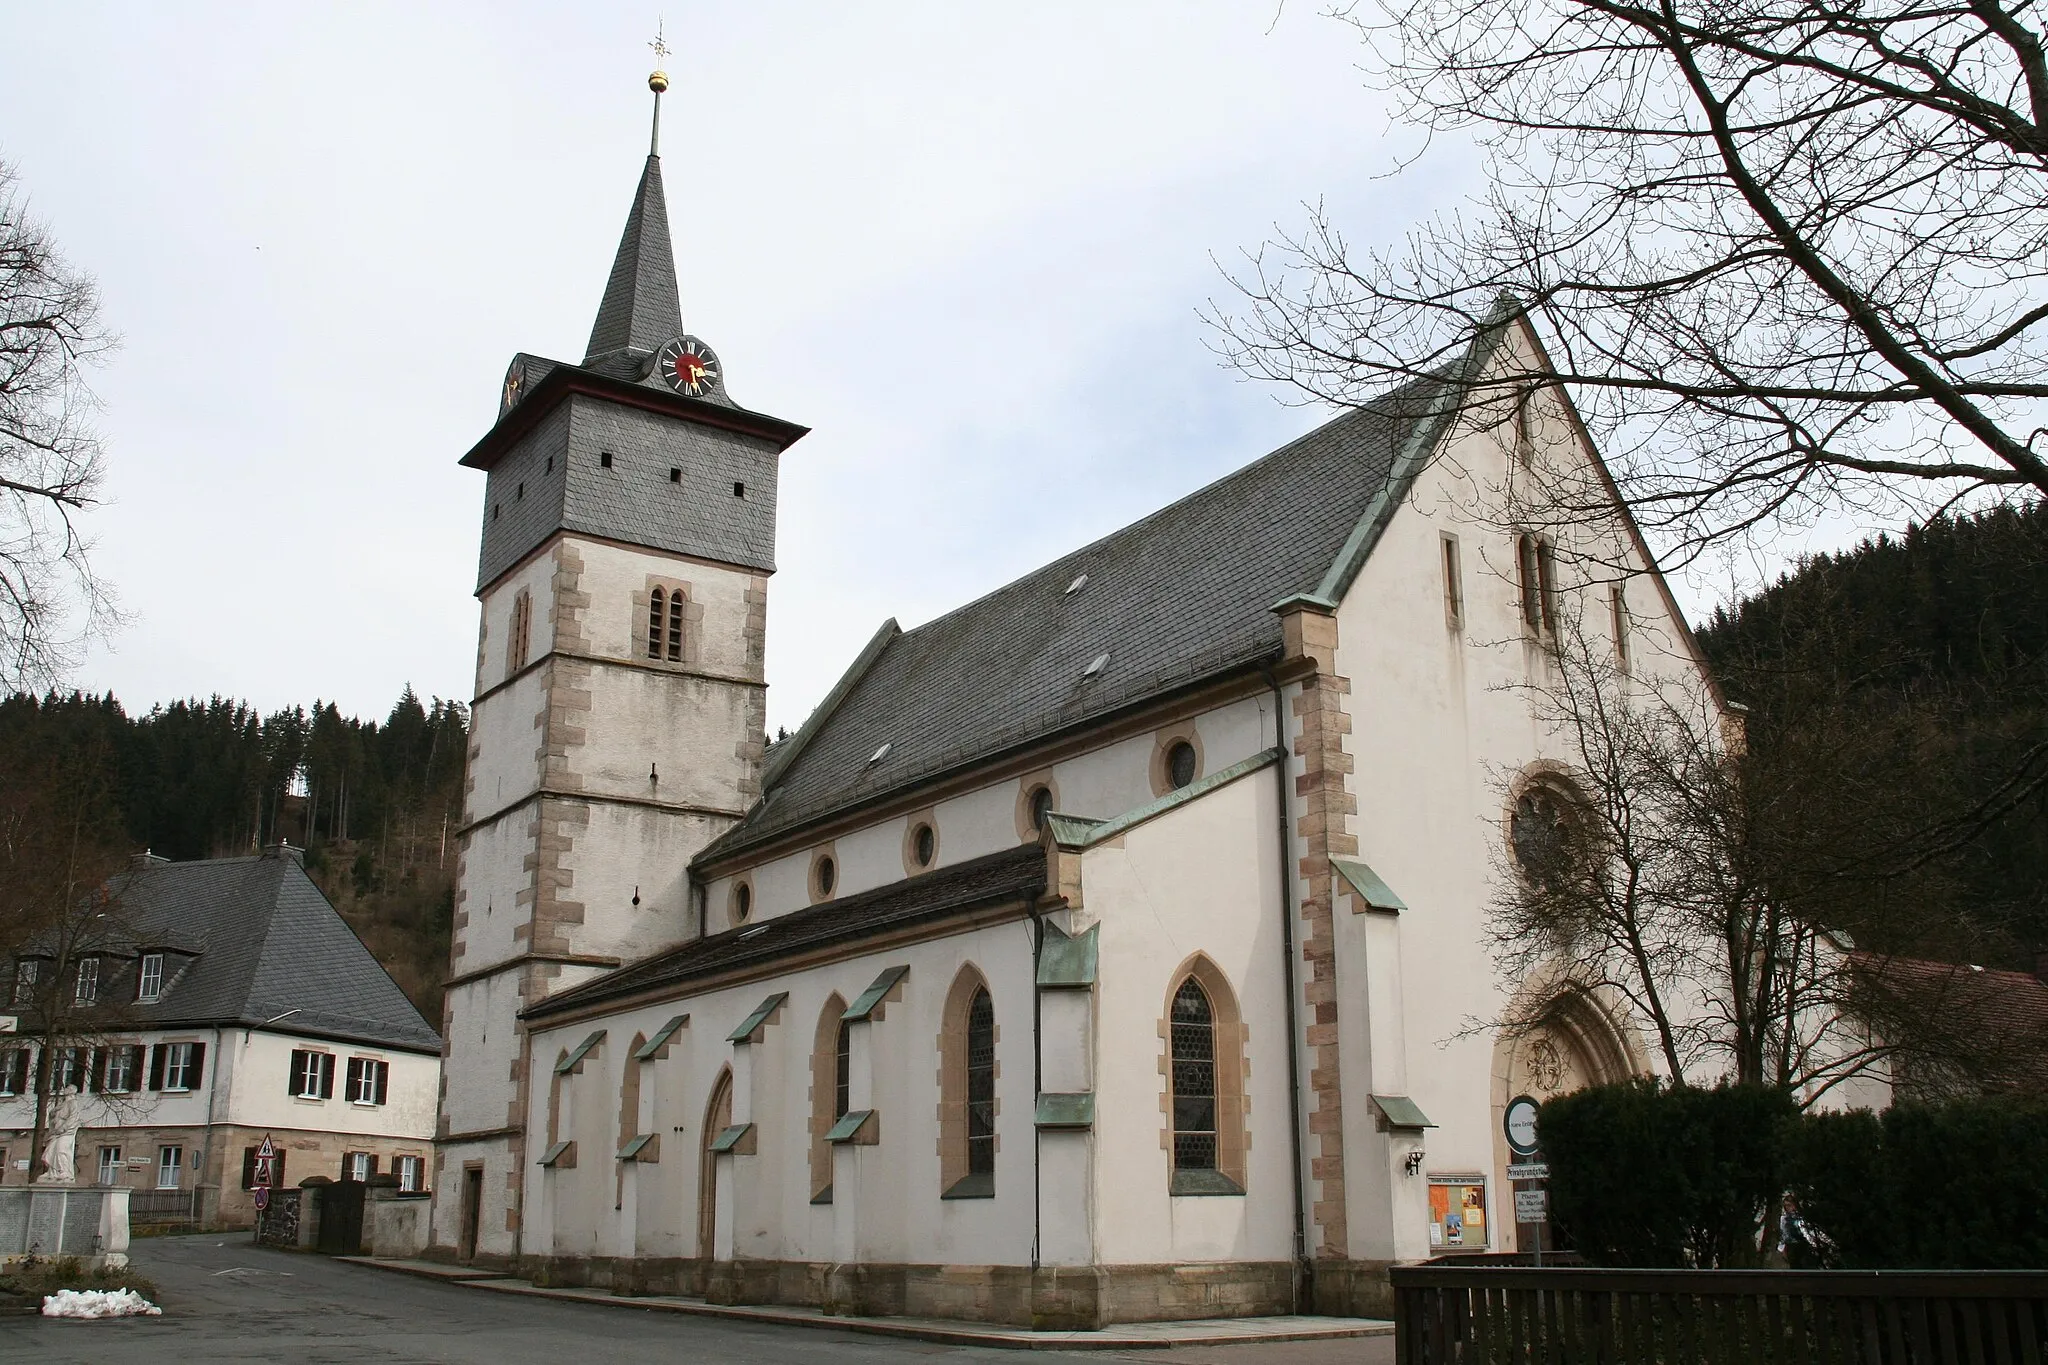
left=697, top=376, right=1446, bottom=864
left=91, top=853, right=441, bottom=1053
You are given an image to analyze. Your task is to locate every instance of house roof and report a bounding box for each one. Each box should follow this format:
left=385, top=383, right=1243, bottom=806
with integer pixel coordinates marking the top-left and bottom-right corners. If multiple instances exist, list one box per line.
left=695, top=370, right=1457, bottom=866
left=526, top=844, right=1046, bottom=1022
left=1853, top=952, right=2048, bottom=1090
left=82, top=851, right=442, bottom=1053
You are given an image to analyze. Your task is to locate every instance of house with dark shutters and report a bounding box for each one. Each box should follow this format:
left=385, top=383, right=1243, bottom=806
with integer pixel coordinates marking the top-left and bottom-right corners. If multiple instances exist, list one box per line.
left=0, top=844, right=440, bottom=1228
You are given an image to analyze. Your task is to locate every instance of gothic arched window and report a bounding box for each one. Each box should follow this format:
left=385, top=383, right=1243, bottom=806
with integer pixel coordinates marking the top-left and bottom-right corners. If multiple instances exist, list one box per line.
left=1164, top=959, right=1248, bottom=1195
left=939, top=967, right=997, bottom=1198
left=1170, top=978, right=1217, bottom=1172
left=647, top=587, right=666, bottom=661
left=666, top=590, right=685, bottom=662
left=966, top=988, right=995, bottom=1179
left=808, top=994, right=848, bottom=1202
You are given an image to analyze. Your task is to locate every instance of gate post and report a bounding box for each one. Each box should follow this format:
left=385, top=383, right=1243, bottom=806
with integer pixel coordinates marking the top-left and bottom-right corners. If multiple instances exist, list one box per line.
left=297, top=1177, right=330, bottom=1251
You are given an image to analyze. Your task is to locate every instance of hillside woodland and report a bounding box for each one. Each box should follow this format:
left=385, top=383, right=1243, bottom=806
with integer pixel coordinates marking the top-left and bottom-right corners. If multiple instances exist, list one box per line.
left=0, top=687, right=464, bottom=1019
left=1697, top=501, right=2048, bottom=965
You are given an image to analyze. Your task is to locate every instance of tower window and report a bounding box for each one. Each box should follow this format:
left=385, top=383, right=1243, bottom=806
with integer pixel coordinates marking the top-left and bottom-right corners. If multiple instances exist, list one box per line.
left=733, top=481, right=745, bottom=498
left=516, top=482, right=524, bottom=501
left=1441, top=533, right=1464, bottom=631
left=600, top=451, right=614, bottom=469
left=667, top=590, right=684, bottom=661
left=647, top=587, right=666, bottom=660
left=492, top=504, right=500, bottom=520
left=644, top=582, right=691, bottom=663
left=508, top=590, right=533, bottom=673
left=669, top=468, right=682, bottom=484
left=546, top=455, right=553, bottom=473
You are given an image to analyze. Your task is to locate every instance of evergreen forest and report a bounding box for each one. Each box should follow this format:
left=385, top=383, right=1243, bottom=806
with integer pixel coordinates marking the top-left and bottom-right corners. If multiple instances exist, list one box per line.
left=0, top=686, right=466, bottom=1019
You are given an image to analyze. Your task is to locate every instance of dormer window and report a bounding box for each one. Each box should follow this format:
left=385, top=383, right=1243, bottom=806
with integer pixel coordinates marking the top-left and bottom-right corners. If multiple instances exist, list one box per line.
left=74, top=958, right=98, bottom=1006
left=138, top=953, right=164, bottom=1003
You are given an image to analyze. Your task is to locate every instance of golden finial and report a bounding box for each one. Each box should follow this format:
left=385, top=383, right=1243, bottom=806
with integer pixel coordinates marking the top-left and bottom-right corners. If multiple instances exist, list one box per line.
left=648, top=21, right=671, bottom=93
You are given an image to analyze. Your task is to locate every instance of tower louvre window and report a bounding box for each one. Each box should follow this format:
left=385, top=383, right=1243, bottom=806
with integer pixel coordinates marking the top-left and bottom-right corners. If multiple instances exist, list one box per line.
left=647, top=588, right=666, bottom=660
left=667, top=591, right=684, bottom=661
left=508, top=590, right=533, bottom=673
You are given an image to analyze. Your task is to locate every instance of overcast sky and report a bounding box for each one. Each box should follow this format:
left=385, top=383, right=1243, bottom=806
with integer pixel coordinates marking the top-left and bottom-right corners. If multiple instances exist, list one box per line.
left=8, top=4, right=1530, bottom=731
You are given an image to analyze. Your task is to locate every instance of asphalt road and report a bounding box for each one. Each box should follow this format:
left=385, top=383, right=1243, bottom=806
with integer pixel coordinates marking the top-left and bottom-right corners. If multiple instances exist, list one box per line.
left=4, top=1236, right=1393, bottom=1365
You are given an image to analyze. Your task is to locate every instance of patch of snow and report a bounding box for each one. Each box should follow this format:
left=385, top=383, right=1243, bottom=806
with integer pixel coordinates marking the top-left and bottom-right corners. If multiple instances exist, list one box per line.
left=40, top=1288, right=163, bottom=1318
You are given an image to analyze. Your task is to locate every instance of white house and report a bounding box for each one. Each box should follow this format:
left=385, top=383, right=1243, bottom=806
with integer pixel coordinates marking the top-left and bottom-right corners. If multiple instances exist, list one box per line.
left=427, top=73, right=1713, bottom=1326
left=0, top=846, right=442, bottom=1228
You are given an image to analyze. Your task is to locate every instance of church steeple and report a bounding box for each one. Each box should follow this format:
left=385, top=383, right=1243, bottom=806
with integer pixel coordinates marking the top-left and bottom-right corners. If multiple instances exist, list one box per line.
left=582, top=154, right=683, bottom=367
left=583, top=54, right=683, bottom=367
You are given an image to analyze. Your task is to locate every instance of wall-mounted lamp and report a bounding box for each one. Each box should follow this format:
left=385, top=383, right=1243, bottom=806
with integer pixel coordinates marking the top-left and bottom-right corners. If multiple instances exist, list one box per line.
left=649, top=763, right=659, bottom=785
left=631, top=886, right=641, bottom=907
left=1404, top=1150, right=1426, bottom=1176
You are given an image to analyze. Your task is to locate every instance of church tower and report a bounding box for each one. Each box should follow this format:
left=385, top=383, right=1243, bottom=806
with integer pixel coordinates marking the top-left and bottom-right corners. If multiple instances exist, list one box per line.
left=430, top=61, right=807, bottom=1263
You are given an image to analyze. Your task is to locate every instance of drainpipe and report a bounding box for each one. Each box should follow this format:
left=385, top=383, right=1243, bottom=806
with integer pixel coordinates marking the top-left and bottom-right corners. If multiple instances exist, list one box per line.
left=200, top=1025, right=225, bottom=1223
left=1263, top=664, right=1312, bottom=1313
left=1030, top=901, right=1044, bottom=1274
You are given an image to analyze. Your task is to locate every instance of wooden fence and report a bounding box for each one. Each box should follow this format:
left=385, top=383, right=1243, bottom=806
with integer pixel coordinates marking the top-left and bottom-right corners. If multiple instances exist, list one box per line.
left=1391, top=1266, right=2048, bottom=1365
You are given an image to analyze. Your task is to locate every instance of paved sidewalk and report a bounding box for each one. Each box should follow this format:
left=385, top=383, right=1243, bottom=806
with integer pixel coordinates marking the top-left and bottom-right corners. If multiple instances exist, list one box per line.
left=340, top=1256, right=1395, bottom=1351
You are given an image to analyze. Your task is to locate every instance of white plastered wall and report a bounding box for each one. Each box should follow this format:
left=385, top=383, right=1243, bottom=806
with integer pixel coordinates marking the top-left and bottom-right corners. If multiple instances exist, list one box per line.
left=1329, top=322, right=1713, bottom=1262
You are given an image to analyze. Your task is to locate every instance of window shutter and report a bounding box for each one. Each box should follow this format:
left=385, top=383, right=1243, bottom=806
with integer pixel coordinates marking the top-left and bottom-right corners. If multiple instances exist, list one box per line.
left=373, top=1060, right=389, bottom=1106
left=318, top=1053, right=333, bottom=1099
left=344, top=1056, right=360, bottom=1099
left=289, top=1051, right=307, bottom=1096
left=366, top=1154, right=378, bottom=1176
left=241, top=1147, right=257, bottom=1189
left=147, top=1044, right=164, bottom=1091
left=88, top=1048, right=105, bottom=1093
left=275, top=1150, right=287, bottom=1188
left=187, top=1041, right=206, bottom=1090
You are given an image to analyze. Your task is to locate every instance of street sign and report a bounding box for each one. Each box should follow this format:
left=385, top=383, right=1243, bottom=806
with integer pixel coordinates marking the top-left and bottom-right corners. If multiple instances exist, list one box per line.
left=252, top=1185, right=270, bottom=1211
left=256, top=1135, right=277, bottom=1160
left=1514, top=1189, right=1550, bottom=1222
left=1506, top=1162, right=1550, bottom=1181
left=254, top=1134, right=278, bottom=1189
left=1503, top=1095, right=1541, bottom=1156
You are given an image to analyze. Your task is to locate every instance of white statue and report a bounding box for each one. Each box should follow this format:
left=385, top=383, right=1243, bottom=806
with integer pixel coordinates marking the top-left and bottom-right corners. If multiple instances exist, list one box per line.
left=38, top=1125, right=78, bottom=1185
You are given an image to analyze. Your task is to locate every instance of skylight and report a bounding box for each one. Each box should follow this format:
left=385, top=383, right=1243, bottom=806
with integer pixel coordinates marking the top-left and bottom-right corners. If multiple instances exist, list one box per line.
left=1065, top=573, right=1089, bottom=595
left=867, top=742, right=893, bottom=766
left=1082, top=653, right=1109, bottom=678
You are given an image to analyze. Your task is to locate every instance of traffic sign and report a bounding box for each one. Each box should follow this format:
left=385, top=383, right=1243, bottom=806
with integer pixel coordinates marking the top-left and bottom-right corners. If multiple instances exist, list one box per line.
left=256, top=1135, right=276, bottom=1160
left=1514, top=1189, right=1550, bottom=1222
left=253, top=1185, right=270, bottom=1211
left=1506, top=1162, right=1550, bottom=1181
left=1503, top=1095, right=1541, bottom=1156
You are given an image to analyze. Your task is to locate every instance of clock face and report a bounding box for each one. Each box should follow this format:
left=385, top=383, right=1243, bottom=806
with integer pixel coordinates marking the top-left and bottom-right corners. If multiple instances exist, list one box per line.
left=500, top=359, right=526, bottom=418
left=656, top=335, right=722, bottom=397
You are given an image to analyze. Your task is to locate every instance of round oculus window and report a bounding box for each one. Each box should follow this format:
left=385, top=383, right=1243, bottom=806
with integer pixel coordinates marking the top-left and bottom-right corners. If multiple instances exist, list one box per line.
left=732, top=882, right=751, bottom=923
left=1166, top=740, right=1198, bottom=790
left=1028, top=786, right=1054, bottom=832
left=913, top=823, right=936, bottom=867
left=815, top=855, right=836, bottom=898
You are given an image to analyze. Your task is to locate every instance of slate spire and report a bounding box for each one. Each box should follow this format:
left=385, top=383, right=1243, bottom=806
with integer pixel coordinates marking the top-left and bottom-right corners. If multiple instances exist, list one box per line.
left=582, top=152, right=685, bottom=366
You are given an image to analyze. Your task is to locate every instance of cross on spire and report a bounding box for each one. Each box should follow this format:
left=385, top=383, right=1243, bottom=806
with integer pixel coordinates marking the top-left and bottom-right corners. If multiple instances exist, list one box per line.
left=647, top=20, right=671, bottom=156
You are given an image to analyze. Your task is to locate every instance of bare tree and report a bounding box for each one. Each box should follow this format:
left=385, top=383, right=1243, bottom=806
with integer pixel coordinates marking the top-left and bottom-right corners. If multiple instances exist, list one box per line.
left=0, top=159, right=116, bottom=689
left=1493, top=605, right=2042, bottom=1101
left=0, top=735, right=140, bottom=1179
left=1213, top=0, right=2048, bottom=566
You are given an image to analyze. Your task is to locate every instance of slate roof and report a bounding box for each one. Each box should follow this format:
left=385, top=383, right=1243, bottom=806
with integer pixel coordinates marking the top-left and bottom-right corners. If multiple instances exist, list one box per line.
left=696, top=372, right=1454, bottom=865
left=583, top=153, right=683, bottom=367
left=56, top=852, right=441, bottom=1053
left=526, top=844, right=1046, bottom=1020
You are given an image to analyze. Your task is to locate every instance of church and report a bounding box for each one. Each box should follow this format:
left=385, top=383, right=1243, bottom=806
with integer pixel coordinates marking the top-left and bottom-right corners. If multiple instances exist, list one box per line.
left=425, top=66, right=1704, bottom=1327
